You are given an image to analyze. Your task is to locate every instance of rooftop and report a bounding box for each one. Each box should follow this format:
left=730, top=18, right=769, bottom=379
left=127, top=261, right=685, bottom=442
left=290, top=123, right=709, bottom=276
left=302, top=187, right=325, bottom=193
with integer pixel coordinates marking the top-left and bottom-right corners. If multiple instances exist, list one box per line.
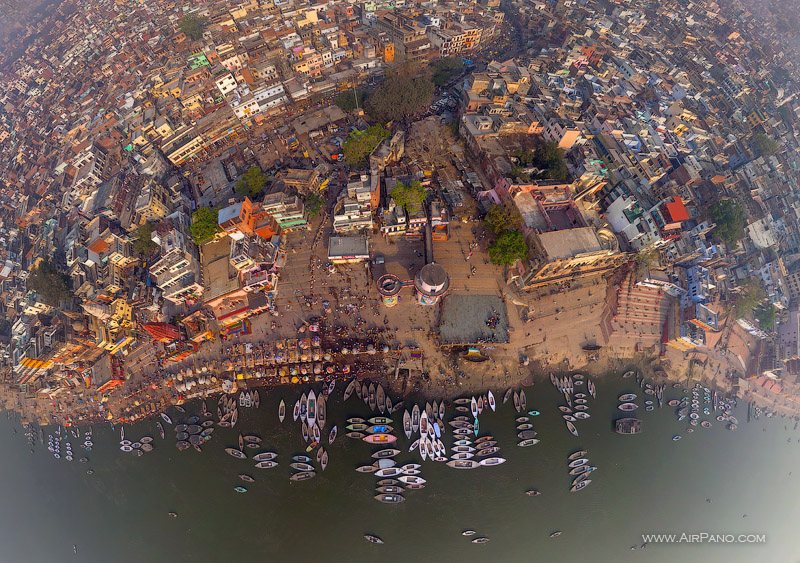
left=538, top=227, right=603, bottom=260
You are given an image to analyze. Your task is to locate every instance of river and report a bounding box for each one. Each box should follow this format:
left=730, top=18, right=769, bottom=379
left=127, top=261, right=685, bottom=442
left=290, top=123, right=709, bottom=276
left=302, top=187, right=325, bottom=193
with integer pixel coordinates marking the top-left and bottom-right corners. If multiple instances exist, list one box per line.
left=0, top=375, right=798, bottom=563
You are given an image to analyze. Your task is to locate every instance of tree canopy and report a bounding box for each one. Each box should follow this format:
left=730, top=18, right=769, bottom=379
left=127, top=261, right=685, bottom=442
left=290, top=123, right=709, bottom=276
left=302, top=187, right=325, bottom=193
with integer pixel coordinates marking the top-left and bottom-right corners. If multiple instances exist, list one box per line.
left=709, top=199, right=746, bottom=245
left=514, top=141, right=569, bottom=182
left=751, top=132, right=780, bottom=157
left=488, top=230, right=529, bottom=266
left=484, top=204, right=522, bottom=235
left=735, top=278, right=766, bottom=318
left=235, top=166, right=269, bottom=199
left=133, top=222, right=160, bottom=258
left=27, top=259, right=71, bottom=306
left=755, top=303, right=776, bottom=331
left=390, top=180, right=428, bottom=214
left=334, top=88, right=365, bottom=112
left=365, top=63, right=435, bottom=123
left=305, top=192, right=324, bottom=218
left=178, top=14, right=208, bottom=41
left=430, top=57, right=465, bottom=86
left=342, top=124, right=390, bottom=168
left=190, top=207, right=219, bottom=246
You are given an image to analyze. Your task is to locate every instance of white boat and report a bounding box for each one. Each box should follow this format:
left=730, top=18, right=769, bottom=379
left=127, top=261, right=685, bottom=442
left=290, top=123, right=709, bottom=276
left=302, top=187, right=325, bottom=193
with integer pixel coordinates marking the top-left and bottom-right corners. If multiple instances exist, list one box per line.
left=307, top=390, right=317, bottom=429
left=253, top=452, right=278, bottom=462
left=513, top=391, right=521, bottom=413
left=317, top=395, right=326, bottom=430
left=255, top=461, right=278, bottom=469
left=374, top=467, right=402, bottom=478
left=300, top=393, right=308, bottom=422
left=479, top=457, right=506, bottom=467
left=328, top=425, right=337, bottom=445
left=377, top=385, right=386, bottom=415
left=446, top=459, right=480, bottom=469
left=420, top=410, right=429, bottom=437
left=566, top=420, right=579, bottom=436
left=320, top=449, right=328, bottom=471
left=372, top=448, right=401, bottom=459
left=438, top=401, right=445, bottom=420
left=520, top=389, right=527, bottom=411
left=451, top=452, right=474, bottom=460
left=398, top=475, right=426, bottom=485
left=403, top=410, right=412, bottom=439
left=518, top=438, right=539, bottom=447
left=278, top=400, right=286, bottom=423
left=292, top=400, right=300, bottom=422
left=503, top=388, right=513, bottom=404
left=411, top=405, right=420, bottom=434
left=343, top=379, right=356, bottom=402
left=487, top=390, right=496, bottom=412
left=470, top=397, right=478, bottom=418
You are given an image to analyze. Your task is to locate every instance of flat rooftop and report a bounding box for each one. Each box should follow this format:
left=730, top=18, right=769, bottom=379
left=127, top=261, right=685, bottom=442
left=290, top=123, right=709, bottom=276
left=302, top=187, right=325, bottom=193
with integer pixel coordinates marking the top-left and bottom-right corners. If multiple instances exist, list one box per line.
left=438, top=294, right=509, bottom=345
left=328, top=235, right=369, bottom=258
left=538, top=226, right=602, bottom=260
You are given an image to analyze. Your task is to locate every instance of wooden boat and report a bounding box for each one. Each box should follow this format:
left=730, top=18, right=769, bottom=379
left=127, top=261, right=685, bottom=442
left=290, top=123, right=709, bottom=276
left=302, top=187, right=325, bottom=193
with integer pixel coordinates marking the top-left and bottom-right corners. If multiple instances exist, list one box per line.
left=356, top=465, right=378, bottom=473
left=477, top=396, right=484, bottom=414
left=568, top=450, right=587, bottom=461
left=472, top=537, right=490, bottom=544
left=503, top=388, right=513, bottom=404
left=517, top=423, right=534, bottom=430
left=403, top=410, right=412, bottom=439
left=369, top=417, right=392, bottom=425
left=570, top=479, right=591, bottom=492
left=453, top=398, right=471, bottom=405
left=377, top=479, right=400, bottom=487
left=346, top=431, right=366, bottom=440
left=225, top=448, right=247, bottom=459
left=619, top=393, right=637, bottom=402
left=476, top=439, right=497, bottom=449
left=520, top=389, right=527, bottom=411
left=438, top=401, right=445, bottom=420
left=470, top=397, right=479, bottom=418
left=513, top=391, right=521, bottom=413
left=328, top=425, right=337, bottom=444
left=300, top=393, right=308, bottom=422
left=239, top=474, right=255, bottom=483
left=374, top=494, right=405, bottom=504
left=618, top=402, right=638, bottom=412
left=401, top=463, right=421, bottom=471
left=320, top=449, right=328, bottom=471
left=368, top=383, right=376, bottom=411
left=290, top=462, right=315, bottom=472
left=446, top=459, right=480, bottom=469
left=307, top=390, right=317, bottom=429
left=562, top=415, right=577, bottom=422
left=419, top=438, right=428, bottom=461
left=343, top=379, right=356, bottom=402
left=385, top=396, right=393, bottom=414
left=376, top=486, right=404, bottom=494
left=355, top=382, right=364, bottom=401
left=302, top=422, right=310, bottom=442
left=574, top=398, right=588, bottom=405
left=566, top=420, right=579, bottom=436
left=398, top=475, right=426, bottom=485
left=569, top=465, right=593, bottom=476
left=455, top=406, right=469, bottom=413
left=156, top=422, right=165, bottom=440
left=317, top=396, right=326, bottom=430
left=517, top=430, right=538, bottom=440
left=366, top=425, right=393, bottom=434
left=255, top=460, right=278, bottom=469
left=292, top=400, right=300, bottom=422
left=462, top=530, right=477, bottom=536
left=254, top=390, right=260, bottom=409
left=419, top=410, right=429, bottom=436
left=479, top=457, right=506, bottom=466
left=587, top=379, right=596, bottom=398
left=289, top=471, right=316, bottom=482
left=312, top=423, right=321, bottom=442
left=362, top=433, right=397, bottom=445
left=363, top=534, right=384, bottom=544
left=409, top=439, right=420, bottom=452
left=517, top=438, right=539, bottom=447
left=374, top=467, right=402, bottom=478
left=410, top=405, right=420, bottom=434
left=487, top=390, right=496, bottom=412
left=425, top=402, right=433, bottom=419
left=278, top=400, right=286, bottom=423
left=568, top=458, right=588, bottom=468
left=253, top=452, right=278, bottom=462
left=372, top=448, right=400, bottom=459
left=376, top=385, right=386, bottom=415
left=347, top=417, right=366, bottom=424
left=475, top=447, right=500, bottom=457
left=346, top=423, right=368, bottom=432
left=452, top=445, right=475, bottom=453
left=360, top=382, right=368, bottom=403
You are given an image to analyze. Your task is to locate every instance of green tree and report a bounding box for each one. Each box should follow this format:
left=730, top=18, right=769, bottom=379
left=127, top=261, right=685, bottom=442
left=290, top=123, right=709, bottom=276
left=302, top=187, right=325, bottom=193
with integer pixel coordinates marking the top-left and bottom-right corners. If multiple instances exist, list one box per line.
left=365, top=63, right=435, bottom=122
left=27, top=259, right=71, bottom=306
left=535, top=142, right=568, bottom=181
left=390, top=180, right=428, bottom=214
left=755, top=303, right=776, bottom=330
left=751, top=132, right=780, bottom=157
left=735, top=279, right=766, bottom=318
left=190, top=207, right=219, bottom=246
left=132, top=222, right=160, bottom=258
left=305, top=192, right=324, bottom=218
left=484, top=204, right=522, bottom=235
left=430, top=56, right=465, bottom=86
left=334, top=88, right=365, bottom=112
left=635, top=245, right=660, bottom=276
left=178, top=14, right=208, bottom=41
left=342, top=124, right=390, bottom=168
left=488, top=230, right=529, bottom=266
left=235, top=166, right=269, bottom=199
left=709, top=199, right=746, bottom=245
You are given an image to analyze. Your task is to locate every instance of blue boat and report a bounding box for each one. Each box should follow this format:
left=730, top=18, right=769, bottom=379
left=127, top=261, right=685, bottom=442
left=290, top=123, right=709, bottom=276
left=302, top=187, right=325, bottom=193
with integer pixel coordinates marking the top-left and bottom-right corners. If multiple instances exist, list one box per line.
left=234, top=486, right=248, bottom=493
left=528, top=410, right=540, bottom=417
left=473, top=418, right=479, bottom=436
